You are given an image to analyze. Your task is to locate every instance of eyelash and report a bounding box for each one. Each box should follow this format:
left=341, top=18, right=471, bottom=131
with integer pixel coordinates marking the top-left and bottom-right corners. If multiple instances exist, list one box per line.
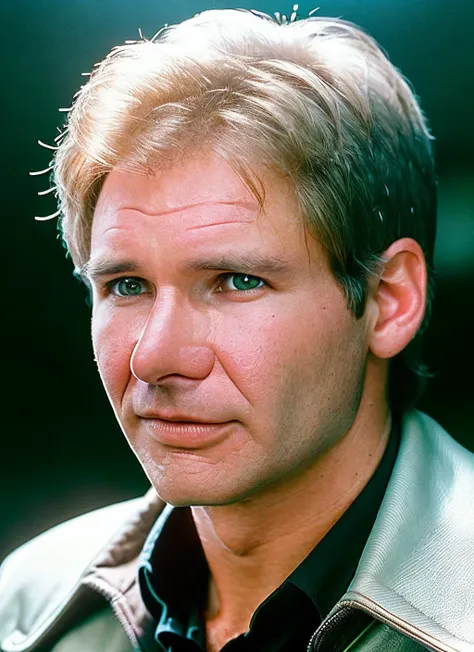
left=103, top=273, right=266, bottom=299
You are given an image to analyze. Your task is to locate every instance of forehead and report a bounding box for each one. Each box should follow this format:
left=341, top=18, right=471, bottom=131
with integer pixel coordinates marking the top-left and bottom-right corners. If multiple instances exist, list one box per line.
left=87, top=152, right=333, bottom=289
left=97, top=153, right=252, bottom=217
left=93, top=151, right=299, bottom=229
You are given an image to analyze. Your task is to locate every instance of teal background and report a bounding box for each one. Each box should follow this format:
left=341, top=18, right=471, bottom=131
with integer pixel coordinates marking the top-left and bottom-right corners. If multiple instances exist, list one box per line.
left=1, top=0, right=473, bottom=562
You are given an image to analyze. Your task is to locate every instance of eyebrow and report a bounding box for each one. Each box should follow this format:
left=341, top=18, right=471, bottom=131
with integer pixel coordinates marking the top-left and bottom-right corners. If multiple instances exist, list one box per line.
left=184, top=253, right=292, bottom=275
left=82, top=252, right=292, bottom=282
left=80, top=260, right=139, bottom=282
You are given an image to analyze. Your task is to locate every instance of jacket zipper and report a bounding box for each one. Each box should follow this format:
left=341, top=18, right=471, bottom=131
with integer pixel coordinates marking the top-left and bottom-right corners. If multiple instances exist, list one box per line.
left=307, top=605, right=358, bottom=651
left=307, top=598, right=451, bottom=652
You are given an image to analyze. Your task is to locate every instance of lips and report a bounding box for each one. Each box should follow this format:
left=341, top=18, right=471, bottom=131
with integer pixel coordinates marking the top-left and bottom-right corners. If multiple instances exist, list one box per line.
left=136, top=411, right=228, bottom=425
left=136, top=413, right=235, bottom=449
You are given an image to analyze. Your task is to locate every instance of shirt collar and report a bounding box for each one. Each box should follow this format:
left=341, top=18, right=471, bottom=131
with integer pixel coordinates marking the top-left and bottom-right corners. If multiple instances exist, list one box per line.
left=139, top=505, right=208, bottom=649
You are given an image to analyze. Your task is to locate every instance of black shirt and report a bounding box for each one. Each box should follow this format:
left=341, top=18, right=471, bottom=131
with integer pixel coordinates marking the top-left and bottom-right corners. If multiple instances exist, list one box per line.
left=138, top=424, right=399, bottom=651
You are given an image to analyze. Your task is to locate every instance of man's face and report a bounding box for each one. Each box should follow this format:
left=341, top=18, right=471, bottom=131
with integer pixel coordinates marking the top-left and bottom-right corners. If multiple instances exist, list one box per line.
left=89, top=151, right=372, bottom=506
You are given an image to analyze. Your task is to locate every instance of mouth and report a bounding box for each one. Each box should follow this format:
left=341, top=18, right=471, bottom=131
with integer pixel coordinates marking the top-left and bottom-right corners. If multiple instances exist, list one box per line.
left=137, top=414, right=235, bottom=449
left=147, top=415, right=223, bottom=424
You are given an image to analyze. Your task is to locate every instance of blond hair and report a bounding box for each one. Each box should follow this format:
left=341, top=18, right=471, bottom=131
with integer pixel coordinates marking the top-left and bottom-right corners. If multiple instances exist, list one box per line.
left=51, top=8, right=437, bottom=408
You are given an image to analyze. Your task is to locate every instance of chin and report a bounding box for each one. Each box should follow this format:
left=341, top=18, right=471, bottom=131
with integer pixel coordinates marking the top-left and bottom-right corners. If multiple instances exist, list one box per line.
left=151, top=486, right=243, bottom=508
left=144, top=467, right=262, bottom=507
left=134, top=441, right=260, bottom=505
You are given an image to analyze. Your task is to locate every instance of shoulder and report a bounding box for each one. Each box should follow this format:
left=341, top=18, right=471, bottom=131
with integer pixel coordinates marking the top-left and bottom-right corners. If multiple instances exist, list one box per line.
left=401, top=409, right=474, bottom=474
left=346, top=410, right=474, bottom=650
left=0, top=492, right=160, bottom=652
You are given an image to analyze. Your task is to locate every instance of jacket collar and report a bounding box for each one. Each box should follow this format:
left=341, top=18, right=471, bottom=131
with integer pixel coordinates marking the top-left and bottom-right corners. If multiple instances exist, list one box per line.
left=80, top=488, right=165, bottom=651
left=338, top=411, right=474, bottom=652
left=0, top=489, right=165, bottom=652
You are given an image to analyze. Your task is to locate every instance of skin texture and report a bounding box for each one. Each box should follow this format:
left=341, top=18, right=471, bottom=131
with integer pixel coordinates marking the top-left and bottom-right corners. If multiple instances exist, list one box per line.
left=88, top=150, right=427, bottom=649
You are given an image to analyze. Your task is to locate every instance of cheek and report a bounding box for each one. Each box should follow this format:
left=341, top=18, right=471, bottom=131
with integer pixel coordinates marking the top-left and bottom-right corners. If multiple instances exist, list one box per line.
left=213, top=312, right=288, bottom=399
left=221, top=302, right=348, bottom=378
left=238, top=303, right=366, bottom=418
left=91, top=306, right=140, bottom=404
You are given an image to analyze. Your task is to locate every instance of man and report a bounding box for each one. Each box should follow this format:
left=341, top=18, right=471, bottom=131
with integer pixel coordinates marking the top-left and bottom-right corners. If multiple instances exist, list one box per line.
left=1, top=7, right=473, bottom=652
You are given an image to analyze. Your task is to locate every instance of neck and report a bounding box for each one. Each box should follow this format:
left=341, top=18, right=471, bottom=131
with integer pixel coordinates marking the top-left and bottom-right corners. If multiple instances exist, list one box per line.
left=192, top=363, right=392, bottom=650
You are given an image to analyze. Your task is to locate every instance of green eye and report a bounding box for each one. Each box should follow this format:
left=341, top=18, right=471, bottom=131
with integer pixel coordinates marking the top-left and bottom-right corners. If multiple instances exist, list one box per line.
left=225, top=274, right=264, bottom=291
left=113, top=278, right=146, bottom=296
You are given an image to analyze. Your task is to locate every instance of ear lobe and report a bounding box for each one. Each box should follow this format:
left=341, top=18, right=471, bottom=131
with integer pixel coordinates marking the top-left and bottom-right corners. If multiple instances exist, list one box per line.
left=369, top=238, right=427, bottom=360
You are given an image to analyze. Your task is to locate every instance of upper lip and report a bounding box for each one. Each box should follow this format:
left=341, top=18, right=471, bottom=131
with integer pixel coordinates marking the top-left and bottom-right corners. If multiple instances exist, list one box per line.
left=136, top=411, right=229, bottom=424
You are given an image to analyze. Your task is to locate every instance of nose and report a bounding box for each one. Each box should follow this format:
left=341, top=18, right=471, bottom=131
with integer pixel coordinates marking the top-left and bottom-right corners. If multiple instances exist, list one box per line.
left=130, top=295, right=215, bottom=385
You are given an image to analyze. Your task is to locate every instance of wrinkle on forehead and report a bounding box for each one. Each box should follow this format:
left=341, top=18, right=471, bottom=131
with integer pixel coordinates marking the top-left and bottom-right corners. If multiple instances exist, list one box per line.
left=186, top=218, right=255, bottom=232
left=108, top=200, right=257, bottom=220
left=95, top=154, right=261, bottom=217
left=92, top=201, right=260, bottom=245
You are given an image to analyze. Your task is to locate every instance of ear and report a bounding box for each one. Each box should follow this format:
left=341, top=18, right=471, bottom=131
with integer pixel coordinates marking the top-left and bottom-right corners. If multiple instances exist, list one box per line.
left=368, top=238, right=427, bottom=360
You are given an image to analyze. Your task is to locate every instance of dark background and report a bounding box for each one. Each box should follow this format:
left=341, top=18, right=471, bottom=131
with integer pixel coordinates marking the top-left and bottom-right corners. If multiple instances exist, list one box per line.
left=2, top=0, right=473, bottom=562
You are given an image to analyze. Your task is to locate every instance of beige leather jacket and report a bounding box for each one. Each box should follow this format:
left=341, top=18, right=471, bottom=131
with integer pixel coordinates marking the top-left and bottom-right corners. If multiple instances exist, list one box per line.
left=1, top=411, right=474, bottom=652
